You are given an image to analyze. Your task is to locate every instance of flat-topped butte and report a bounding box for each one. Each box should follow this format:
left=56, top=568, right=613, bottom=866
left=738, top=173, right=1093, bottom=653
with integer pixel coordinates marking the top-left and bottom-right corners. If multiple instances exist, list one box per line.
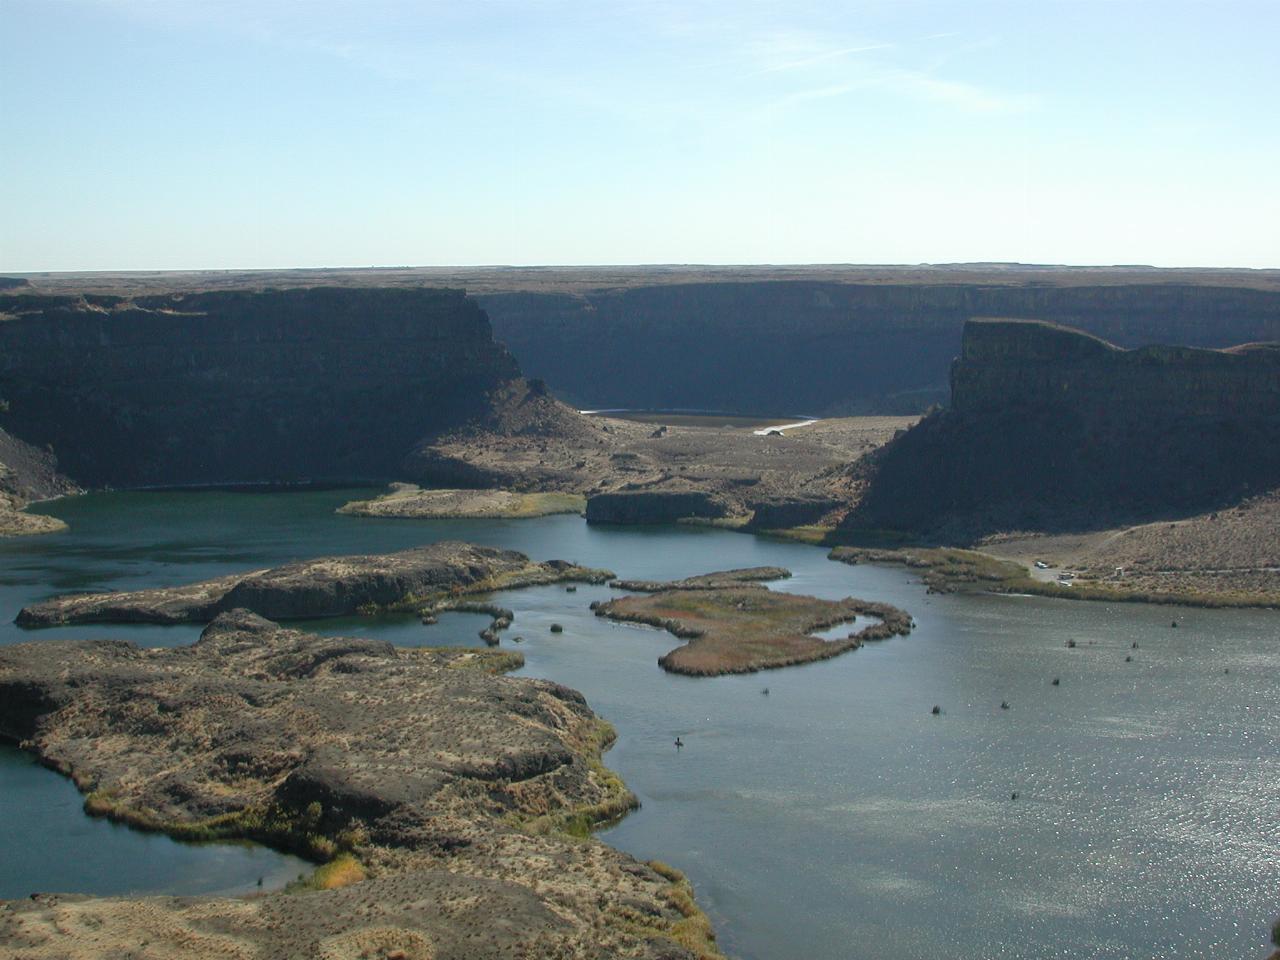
left=17, top=541, right=612, bottom=627
left=595, top=567, right=912, bottom=676
left=0, top=611, right=721, bottom=959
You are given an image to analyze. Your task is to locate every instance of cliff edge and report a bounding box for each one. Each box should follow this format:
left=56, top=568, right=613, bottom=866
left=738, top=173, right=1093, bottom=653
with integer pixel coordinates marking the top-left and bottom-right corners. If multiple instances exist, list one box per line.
left=844, top=319, right=1280, bottom=538
left=0, top=288, right=521, bottom=488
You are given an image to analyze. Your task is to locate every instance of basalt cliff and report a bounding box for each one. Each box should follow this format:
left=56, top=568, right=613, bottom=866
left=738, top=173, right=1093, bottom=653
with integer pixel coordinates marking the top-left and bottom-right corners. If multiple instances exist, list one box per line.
left=481, top=281, right=1280, bottom=414
left=14, top=266, right=1280, bottom=418
left=845, top=318, right=1280, bottom=538
left=0, top=288, right=523, bottom=489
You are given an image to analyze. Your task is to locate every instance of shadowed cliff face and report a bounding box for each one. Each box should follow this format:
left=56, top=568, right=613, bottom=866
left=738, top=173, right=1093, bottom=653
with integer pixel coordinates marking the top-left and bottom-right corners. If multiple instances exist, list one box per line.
left=845, top=319, right=1280, bottom=538
left=480, top=282, right=1280, bottom=415
left=951, top=318, right=1280, bottom=420
left=0, top=426, right=78, bottom=536
left=0, top=427, right=76, bottom=504
left=0, top=288, right=520, bottom=488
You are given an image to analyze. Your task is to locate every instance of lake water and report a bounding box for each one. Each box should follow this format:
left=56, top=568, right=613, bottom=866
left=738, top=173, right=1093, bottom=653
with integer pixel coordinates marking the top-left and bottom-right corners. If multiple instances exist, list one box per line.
left=2, top=490, right=1277, bottom=958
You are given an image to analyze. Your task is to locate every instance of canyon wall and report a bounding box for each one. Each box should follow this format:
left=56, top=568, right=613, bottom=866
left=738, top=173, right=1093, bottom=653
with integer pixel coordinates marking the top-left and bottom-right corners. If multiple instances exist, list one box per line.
left=480, top=283, right=1280, bottom=414
left=0, top=288, right=520, bottom=488
left=952, top=318, right=1280, bottom=421
left=845, top=319, right=1280, bottom=537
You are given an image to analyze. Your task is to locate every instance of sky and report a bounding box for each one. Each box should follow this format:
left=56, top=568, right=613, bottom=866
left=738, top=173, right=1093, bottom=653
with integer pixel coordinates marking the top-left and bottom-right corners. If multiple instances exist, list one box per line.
left=2, top=0, right=1277, bottom=271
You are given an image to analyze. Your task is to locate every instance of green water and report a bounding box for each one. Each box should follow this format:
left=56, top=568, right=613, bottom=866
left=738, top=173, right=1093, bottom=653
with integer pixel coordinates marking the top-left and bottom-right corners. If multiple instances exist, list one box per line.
left=3, top=490, right=1278, bottom=958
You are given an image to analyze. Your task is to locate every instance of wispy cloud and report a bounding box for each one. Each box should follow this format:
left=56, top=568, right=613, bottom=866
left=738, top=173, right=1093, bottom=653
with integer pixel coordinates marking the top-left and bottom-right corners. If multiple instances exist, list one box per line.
left=747, top=42, right=896, bottom=76
left=756, top=67, right=1033, bottom=118
left=740, top=27, right=1035, bottom=117
left=883, top=68, right=1036, bottom=113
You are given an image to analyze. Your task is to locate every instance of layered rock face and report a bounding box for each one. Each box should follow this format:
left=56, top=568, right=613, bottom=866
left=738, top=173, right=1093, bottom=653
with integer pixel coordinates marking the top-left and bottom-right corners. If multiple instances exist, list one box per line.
left=481, top=282, right=1280, bottom=414
left=0, top=288, right=520, bottom=487
left=951, top=319, right=1280, bottom=420
left=846, top=319, right=1280, bottom=536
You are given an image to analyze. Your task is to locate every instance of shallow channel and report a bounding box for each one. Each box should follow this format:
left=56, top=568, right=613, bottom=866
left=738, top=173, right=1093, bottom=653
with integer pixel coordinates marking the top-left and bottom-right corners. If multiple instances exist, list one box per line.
left=2, top=489, right=1277, bottom=959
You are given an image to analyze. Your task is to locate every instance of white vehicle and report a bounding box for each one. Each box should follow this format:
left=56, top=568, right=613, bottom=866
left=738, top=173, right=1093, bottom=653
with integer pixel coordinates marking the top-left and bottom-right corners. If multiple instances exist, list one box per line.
left=1034, top=560, right=1049, bottom=569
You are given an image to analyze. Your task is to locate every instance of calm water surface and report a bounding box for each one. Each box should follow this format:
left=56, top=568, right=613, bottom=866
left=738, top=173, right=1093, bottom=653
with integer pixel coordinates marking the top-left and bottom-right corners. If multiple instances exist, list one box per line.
left=2, top=490, right=1277, bottom=959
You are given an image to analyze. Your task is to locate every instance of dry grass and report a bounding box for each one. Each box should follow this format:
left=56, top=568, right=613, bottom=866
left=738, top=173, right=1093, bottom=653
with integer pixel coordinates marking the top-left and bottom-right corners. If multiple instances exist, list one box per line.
left=978, top=492, right=1280, bottom=607
left=598, top=584, right=912, bottom=676
left=338, top=485, right=586, bottom=519
left=0, top=496, right=67, bottom=537
left=288, top=853, right=366, bottom=892
left=829, top=545, right=1024, bottom=592
left=517, top=720, right=638, bottom=839
left=833, top=538, right=1280, bottom=609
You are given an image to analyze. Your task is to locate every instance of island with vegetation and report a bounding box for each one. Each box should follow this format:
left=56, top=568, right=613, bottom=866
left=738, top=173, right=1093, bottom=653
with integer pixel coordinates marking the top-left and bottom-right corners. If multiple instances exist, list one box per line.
left=595, top=567, right=913, bottom=676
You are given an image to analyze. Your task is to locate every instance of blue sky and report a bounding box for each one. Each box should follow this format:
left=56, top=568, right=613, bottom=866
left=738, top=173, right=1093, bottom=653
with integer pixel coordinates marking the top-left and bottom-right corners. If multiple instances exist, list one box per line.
left=2, top=0, right=1276, bottom=270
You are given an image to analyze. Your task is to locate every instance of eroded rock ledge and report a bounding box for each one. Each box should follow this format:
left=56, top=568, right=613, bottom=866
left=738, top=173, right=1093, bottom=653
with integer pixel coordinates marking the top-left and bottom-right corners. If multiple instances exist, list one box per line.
left=0, top=426, right=77, bottom=538
left=0, top=611, right=720, bottom=959
left=609, top=566, right=790, bottom=592
left=595, top=568, right=912, bottom=676
left=339, top=484, right=586, bottom=520
left=17, top=541, right=611, bottom=627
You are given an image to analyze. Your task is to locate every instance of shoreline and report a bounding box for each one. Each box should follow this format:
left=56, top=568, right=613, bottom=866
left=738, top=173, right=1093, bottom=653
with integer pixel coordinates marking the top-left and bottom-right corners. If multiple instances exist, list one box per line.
left=820, top=542, right=1280, bottom=610
left=594, top=567, right=913, bottom=676
left=17, top=480, right=1273, bottom=612
left=5, top=499, right=1274, bottom=957
left=0, top=612, right=725, bottom=959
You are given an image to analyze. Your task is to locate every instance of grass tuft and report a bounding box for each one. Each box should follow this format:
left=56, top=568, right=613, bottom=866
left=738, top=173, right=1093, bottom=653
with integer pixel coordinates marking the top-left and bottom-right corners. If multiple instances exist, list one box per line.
left=286, top=852, right=366, bottom=892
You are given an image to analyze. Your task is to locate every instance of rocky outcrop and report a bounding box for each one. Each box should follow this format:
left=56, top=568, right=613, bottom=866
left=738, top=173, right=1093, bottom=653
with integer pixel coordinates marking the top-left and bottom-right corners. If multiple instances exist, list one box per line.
left=0, top=612, right=718, bottom=959
left=744, top=495, right=844, bottom=530
left=403, top=378, right=620, bottom=492
left=609, top=566, right=790, bottom=592
left=481, top=282, right=1280, bottom=415
left=0, top=288, right=521, bottom=488
left=17, top=541, right=611, bottom=627
left=845, top=319, right=1280, bottom=537
left=585, top=488, right=733, bottom=525
left=0, top=426, right=77, bottom=537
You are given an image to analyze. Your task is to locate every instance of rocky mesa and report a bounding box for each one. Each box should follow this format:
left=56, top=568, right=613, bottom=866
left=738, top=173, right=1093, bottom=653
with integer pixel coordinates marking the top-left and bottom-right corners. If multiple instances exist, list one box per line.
left=0, top=288, right=522, bottom=488
left=845, top=318, right=1280, bottom=539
